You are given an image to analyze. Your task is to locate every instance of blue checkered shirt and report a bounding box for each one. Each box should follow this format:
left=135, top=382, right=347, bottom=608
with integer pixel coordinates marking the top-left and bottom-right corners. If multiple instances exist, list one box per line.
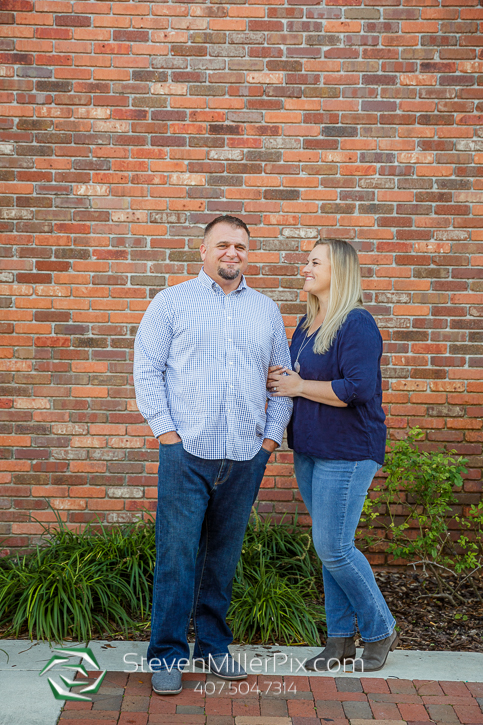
left=133, top=268, right=293, bottom=461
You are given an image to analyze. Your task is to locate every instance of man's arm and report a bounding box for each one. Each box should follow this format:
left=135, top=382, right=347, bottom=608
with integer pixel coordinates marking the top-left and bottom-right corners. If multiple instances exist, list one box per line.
left=263, top=306, right=293, bottom=452
left=133, top=294, right=179, bottom=441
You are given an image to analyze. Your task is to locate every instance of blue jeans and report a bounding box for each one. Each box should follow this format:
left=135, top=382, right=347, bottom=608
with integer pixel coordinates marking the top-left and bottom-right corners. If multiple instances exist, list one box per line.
left=147, top=442, right=271, bottom=671
left=294, top=453, right=396, bottom=642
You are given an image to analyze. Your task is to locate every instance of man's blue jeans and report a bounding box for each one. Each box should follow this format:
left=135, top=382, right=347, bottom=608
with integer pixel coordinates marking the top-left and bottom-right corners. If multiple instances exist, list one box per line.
left=147, top=442, right=271, bottom=671
left=294, top=453, right=396, bottom=642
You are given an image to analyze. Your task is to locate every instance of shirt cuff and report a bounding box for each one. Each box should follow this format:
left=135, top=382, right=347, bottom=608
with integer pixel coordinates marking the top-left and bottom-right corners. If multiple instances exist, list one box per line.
left=148, top=413, right=177, bottom=439
left=263, top=421, right=286, bottom=447
left=331, top=378, right=355, bottom=405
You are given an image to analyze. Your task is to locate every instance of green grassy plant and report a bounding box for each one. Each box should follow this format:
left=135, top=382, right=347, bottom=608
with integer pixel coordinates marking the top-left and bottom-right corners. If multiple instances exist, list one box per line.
left=0, top=513, right=156, bottom=642
left=0, top=510, right=325, bottom=645
left=230, top=566, right=324, bottom=646
left=228, top=512, right=326, bottom=645
left=236, top=510, right=318, bottom=585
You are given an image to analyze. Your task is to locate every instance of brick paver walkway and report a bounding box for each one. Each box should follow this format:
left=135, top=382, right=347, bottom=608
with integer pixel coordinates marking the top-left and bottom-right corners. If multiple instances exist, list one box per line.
left=58, top=672, right=483, bottom=725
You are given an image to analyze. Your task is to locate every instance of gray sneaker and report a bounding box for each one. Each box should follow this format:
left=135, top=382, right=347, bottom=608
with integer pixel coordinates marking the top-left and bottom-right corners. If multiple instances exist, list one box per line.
left=196, top=654, right=247, bottom=680
left=151, top=668, right=183, bottom=695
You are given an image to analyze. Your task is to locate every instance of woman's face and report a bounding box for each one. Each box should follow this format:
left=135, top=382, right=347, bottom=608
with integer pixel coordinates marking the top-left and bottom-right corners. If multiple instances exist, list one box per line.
left=302, top=244, right=331, bottom=299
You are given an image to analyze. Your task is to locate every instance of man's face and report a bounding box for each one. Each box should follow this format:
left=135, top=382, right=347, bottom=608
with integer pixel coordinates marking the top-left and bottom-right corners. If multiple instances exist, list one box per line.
left=200, top=222, right=249, bottom=285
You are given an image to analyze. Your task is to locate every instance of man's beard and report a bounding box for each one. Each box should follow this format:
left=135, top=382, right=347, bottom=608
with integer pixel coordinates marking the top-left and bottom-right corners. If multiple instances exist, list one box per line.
left=218, top=266, right=240, bottom=281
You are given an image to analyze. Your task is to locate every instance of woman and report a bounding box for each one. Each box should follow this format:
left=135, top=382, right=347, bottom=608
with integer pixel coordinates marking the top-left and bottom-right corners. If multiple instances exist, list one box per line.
left=268, top=239, right=398, bottom=673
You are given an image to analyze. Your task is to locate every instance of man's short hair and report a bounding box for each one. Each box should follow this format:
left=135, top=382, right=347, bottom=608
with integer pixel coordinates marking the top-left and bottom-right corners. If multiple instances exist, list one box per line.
left=204, top=215, right=250, bottom=242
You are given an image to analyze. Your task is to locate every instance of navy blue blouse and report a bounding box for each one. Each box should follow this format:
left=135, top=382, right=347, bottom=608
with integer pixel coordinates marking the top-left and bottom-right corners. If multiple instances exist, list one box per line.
left=287, top=308, right=387, bottom=465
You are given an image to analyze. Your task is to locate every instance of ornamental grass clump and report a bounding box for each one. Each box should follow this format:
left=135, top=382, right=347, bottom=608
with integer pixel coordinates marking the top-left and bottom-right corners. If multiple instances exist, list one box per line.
left=228, top=512, right=326, bottom=646
left=0, top=513, right=156, bottom=642
left=229, top=565, right=324, bottom=646
left=0, top=509, right=326, bottom=646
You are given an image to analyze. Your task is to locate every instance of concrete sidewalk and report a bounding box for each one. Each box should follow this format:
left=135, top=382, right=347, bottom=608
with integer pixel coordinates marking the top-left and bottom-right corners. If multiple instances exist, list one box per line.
left=0, top=641, right=80, bottom=725
left=0, top=640, right=482, bottom=725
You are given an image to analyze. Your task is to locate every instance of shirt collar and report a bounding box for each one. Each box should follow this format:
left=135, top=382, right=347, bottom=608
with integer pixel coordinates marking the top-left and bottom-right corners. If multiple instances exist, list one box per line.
left=198, top=267, right=247, bottom=294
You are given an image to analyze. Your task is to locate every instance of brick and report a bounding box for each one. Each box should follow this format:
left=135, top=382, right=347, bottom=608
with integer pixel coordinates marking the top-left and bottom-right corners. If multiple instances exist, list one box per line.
left=388, top=682, right=418, bottom=695
left=398, top=704, right=431, bottom=721
left=426, top=704, right=459, bottom=722
left=118, top=714, right=148, bottom=725
left=351, top=721, right=404, bottom=725
left=453, top=707, right=483, bottom=724
left=260, top=699, right=288, bottom=718
left=438, top=684, right=471, bottom=698
left=361, top=680, right=391, bottom=695
left=287, top=698, right=317, bottom=717
left=316, top=700, right=345, bottom=719
left=342, top=701, right=373, bottom=719
left=235, top=716, right=291, bottom=725
left=205, top=699, right=232, bottom=716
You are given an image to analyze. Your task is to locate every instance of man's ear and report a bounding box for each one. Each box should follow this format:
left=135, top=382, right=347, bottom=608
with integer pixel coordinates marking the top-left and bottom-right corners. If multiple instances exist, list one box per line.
left=200, top=242, right=207, bottom=261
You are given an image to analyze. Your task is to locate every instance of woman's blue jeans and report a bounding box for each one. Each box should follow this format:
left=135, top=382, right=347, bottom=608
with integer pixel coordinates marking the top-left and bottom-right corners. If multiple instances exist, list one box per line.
left=294, top=453, right=396, bottom=642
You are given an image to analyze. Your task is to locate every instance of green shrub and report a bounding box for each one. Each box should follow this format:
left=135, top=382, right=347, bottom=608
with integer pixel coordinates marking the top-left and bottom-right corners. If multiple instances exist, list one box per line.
left=359, top=427, right=481, bottom=604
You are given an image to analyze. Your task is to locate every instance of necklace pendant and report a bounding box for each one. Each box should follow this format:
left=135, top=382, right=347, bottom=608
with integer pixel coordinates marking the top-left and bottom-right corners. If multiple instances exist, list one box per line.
left=294, top=362, right=300, bottom=373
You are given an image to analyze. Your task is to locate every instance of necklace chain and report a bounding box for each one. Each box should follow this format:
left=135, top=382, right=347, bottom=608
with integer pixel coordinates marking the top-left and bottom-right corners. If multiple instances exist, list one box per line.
left=293, top=327, right=316, bottom=373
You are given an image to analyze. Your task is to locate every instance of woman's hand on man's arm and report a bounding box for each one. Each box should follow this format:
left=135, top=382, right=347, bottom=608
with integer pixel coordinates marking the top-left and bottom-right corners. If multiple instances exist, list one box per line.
left=267, top=366, right=347, bottom=407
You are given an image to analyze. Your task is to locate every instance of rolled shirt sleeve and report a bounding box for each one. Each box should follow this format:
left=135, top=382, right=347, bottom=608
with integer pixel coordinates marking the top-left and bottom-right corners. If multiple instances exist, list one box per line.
left=264, top=306, right=293, bottom=445
left=133, top=294, right=177, bottom=438
left=330, top=312, right=383, bottom=406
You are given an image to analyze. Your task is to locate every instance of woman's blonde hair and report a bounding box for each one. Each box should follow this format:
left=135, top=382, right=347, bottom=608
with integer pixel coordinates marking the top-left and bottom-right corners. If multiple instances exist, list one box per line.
left=304, top=239, right=363, bottom=354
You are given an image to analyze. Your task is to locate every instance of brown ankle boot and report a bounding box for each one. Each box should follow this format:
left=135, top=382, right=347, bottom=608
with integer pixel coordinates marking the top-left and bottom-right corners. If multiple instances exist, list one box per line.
left=305, top=636, right=356, bottom=672
left=354, top=629, right=399, bottom=672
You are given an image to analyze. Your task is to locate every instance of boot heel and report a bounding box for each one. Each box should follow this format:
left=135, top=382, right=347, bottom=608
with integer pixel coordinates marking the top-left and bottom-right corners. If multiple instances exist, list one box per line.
left=390, top=633, right=400, bottom=651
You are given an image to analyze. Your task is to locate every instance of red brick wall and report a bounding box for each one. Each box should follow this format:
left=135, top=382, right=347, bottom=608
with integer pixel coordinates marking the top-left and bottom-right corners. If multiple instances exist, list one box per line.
left=1, top=0, right=482, bottom=560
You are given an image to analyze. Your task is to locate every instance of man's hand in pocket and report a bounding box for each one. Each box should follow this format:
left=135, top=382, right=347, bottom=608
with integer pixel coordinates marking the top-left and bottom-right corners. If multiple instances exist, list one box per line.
left=261, top=438, right=277, bottom=454
left=157, top=431, right=182, bottom=445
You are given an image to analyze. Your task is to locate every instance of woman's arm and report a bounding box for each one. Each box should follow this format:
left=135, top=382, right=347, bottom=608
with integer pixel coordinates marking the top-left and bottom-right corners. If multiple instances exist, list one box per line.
left=268, top=313, right=382, bottom=409
left=268, top=366, right=348, bottom=407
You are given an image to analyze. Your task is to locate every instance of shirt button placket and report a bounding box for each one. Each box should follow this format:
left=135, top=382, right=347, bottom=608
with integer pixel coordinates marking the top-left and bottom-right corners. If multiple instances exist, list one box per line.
left=226, top=296, right=234, bottom=459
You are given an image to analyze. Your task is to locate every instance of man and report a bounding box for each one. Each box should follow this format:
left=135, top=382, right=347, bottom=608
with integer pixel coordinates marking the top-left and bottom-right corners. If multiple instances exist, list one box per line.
left=133, top=215, right=292, bottom=695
